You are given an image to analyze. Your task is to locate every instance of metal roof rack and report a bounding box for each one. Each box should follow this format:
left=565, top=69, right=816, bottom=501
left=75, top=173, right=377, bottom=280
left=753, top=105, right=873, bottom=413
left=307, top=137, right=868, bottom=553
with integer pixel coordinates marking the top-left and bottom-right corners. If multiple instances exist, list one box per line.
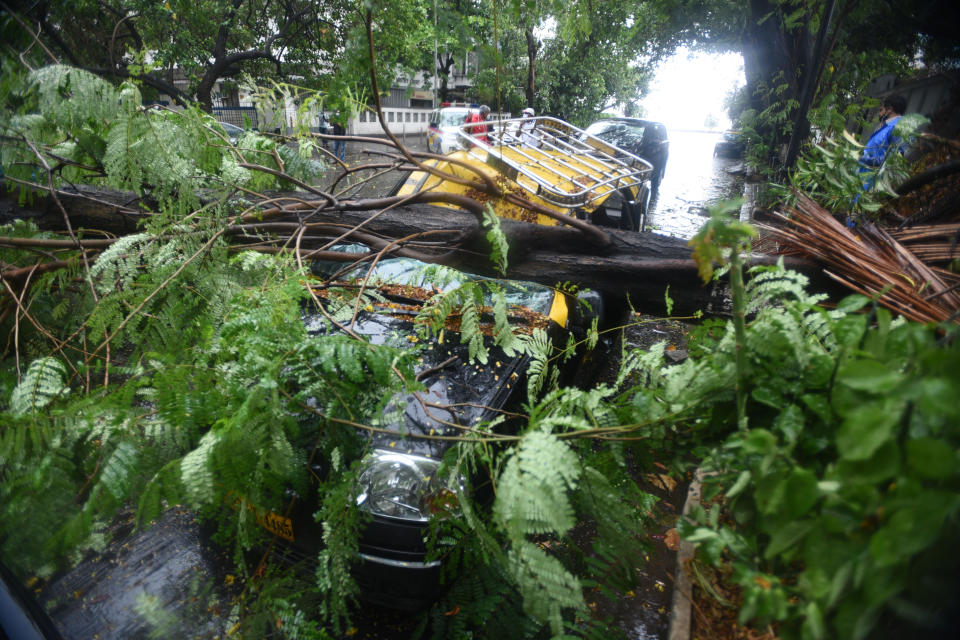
left=454, top=116, right=653, bottom=210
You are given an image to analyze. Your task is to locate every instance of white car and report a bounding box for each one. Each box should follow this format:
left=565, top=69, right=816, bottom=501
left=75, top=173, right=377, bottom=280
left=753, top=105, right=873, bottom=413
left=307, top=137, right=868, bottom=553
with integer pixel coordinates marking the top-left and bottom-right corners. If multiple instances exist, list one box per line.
left=425, top=105, right=472, bottom=154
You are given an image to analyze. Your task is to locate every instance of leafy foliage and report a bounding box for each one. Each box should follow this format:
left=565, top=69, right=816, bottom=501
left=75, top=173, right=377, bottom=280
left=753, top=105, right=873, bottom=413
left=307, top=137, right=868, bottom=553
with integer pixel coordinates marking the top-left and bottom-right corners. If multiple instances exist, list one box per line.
left=1, top=64, right=323, bottom=211
left=774, top=114, right=929, bottom=217
left=673, top=215, right=960, bottom=639
left=483, top=204, right=509, bottom=276
left=9, top=357, right=69, bottom=416
left=415, top=277, right=537, bottom=367
left=2, top=17, right=955, bottom=635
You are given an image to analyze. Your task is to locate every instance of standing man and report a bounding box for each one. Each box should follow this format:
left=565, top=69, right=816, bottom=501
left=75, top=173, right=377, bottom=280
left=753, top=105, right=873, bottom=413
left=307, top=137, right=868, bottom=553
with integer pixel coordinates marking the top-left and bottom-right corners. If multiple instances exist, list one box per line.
left=332, top=110, right=347, bottom=162
left=318, top=111, right=329, bottom=149
left=851, top=94, right=907, bottom=225
left=518, top=107, right=539, bottom=146
left=860, top=94, right=907, bottom=170
left=464, top=105, right=491, bottom=144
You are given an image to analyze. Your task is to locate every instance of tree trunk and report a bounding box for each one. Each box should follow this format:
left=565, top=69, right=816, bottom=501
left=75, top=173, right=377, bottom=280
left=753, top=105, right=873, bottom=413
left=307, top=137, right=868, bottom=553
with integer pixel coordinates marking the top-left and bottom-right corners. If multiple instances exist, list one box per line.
left=783, top=0, right=839, bottom=170
left=1, top=187, right=844, bottom=318
left=438, top=54, right=456, bottom=103
left=741, top=0, right=800, bottom=164
left=525, top=27, right=538, bottom=108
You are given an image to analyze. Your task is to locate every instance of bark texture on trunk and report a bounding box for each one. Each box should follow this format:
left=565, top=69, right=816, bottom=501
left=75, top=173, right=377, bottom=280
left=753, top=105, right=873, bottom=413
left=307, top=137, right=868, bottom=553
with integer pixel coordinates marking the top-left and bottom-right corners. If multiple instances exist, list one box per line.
left=525, top=27, right=538, bottom=108
left=1, top=187, right=842, bottom=318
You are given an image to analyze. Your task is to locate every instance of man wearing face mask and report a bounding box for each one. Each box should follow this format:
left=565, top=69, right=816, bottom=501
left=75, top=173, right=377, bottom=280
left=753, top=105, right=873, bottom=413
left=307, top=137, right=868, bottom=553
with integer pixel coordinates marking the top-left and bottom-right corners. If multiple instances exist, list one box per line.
left=860, top=94, right=907, bottom=169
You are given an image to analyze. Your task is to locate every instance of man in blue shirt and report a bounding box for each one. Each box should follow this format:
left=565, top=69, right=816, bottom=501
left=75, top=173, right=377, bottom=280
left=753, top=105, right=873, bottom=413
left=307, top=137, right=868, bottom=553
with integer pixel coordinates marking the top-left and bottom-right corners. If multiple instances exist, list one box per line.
left=851, top=94, right=908, bottom=223
left=860, top=94, right=907, bottom=171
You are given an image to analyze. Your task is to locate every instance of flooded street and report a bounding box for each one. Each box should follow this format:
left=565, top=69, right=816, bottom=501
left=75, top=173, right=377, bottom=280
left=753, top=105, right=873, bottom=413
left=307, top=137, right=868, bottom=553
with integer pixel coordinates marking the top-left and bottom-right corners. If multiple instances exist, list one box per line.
left=646, top=129, right=746, bottom=239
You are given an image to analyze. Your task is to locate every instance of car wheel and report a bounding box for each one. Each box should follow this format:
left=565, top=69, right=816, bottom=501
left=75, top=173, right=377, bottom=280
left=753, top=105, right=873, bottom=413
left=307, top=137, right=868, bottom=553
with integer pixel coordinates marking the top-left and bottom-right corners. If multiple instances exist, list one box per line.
left=631, top=186, right=651, bottom=232
left=615, top=190, right=635, bottom=231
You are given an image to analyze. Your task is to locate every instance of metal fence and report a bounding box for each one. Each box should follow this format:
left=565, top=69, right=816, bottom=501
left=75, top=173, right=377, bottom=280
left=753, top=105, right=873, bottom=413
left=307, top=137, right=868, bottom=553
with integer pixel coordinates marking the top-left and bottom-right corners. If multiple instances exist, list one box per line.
left=212, top=106, right=259, bottom=130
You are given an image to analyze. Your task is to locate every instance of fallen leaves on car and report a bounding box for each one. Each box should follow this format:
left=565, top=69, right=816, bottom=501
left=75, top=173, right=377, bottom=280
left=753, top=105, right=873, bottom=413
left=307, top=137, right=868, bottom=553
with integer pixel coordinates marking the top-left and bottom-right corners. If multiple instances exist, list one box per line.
left=644, top=472, right=678, bottom=492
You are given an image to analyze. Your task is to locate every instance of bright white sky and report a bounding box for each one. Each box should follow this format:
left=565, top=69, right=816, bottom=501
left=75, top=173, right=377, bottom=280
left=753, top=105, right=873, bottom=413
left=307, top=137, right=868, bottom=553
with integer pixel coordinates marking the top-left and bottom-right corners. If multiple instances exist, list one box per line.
left=639, top=47, right=745, bottom=131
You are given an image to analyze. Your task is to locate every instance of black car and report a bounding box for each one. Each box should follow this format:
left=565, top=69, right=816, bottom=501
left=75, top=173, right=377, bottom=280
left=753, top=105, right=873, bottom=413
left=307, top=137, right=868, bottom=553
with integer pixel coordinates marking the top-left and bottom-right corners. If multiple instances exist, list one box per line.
left=267, top=252, right=601, bottom=610
left=1, top=560, right=64, bottom=640
left=217, top=121, right=244, bottom=145
left=713, top=130, right=745, bottom=158
left=583, top=118, right=669, bottom=189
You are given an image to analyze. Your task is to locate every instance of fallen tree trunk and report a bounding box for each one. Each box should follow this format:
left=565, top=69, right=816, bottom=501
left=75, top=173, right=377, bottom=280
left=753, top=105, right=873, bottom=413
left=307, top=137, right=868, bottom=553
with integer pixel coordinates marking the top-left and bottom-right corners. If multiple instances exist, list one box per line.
left=1, top=185, right=842, bottom=317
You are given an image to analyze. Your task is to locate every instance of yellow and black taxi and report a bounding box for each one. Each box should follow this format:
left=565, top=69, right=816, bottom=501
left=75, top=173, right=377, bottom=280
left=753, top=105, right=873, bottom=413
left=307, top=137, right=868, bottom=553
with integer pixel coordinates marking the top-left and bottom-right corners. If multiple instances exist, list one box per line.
left=406, top=115, right=654, bottom=232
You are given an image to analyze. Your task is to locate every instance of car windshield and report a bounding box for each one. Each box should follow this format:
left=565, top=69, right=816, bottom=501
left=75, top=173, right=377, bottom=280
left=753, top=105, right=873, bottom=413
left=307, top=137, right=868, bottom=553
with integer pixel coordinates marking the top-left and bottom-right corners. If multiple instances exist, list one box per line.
left=723, top=131, right=740, bottom=142
left=584, top=121, right=647, bottom=148
left=440, top=109, right=470, bottom=127
left=316, top=251, right=556, bottom=316
left=219, top=122, right=243, bottom=135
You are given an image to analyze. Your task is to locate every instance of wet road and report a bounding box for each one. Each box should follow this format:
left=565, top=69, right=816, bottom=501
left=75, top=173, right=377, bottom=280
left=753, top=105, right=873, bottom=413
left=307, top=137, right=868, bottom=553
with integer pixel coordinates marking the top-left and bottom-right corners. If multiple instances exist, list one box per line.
left=646, top=129, right=746, bottom=239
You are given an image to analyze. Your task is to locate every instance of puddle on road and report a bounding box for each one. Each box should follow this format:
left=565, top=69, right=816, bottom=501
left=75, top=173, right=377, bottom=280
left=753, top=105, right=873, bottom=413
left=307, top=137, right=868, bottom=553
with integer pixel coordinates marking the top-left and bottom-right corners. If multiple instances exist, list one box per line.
left=647, top=130, right=746, bottom=240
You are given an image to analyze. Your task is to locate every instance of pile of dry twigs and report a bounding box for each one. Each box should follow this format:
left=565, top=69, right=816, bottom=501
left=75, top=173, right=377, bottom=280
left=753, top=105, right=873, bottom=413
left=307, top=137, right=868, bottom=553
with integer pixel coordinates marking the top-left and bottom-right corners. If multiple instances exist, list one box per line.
left=758, top=134, right=960, bottom=326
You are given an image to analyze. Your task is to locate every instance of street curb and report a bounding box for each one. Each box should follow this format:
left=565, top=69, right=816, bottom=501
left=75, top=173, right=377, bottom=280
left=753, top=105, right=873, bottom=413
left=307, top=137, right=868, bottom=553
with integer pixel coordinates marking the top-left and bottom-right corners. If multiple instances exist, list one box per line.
left=667, top=469, right=703, bottom=640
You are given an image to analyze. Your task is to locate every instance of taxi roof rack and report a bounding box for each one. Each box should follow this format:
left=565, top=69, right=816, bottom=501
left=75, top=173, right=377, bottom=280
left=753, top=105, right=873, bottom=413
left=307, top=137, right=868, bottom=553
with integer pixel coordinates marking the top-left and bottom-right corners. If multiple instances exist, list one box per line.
left=455, top=116, right=653, bottom=210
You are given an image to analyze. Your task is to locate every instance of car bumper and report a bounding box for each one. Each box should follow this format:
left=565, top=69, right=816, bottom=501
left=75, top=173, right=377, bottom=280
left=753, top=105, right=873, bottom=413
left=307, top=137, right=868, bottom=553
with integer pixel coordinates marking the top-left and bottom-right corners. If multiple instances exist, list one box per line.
left=353, top=551, right=442, bottom=610
left=352, top=513, right=443, bottom=609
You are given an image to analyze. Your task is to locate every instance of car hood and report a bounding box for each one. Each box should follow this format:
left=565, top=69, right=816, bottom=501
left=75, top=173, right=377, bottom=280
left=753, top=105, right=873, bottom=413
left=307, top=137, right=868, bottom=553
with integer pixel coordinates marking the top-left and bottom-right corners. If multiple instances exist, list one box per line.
left=306, top=254, right=558, bottom=458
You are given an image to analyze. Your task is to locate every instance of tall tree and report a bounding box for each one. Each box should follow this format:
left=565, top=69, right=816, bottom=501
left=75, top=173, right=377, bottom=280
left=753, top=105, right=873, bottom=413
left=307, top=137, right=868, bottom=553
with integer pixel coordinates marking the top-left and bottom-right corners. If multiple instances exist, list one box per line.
left=428, top=0, right=490, bottom=103
left=671, top=0, right=960, bottom=169
left=533, top=0, right=674, bottom=123
left=22, top=0, right=350, bottom=110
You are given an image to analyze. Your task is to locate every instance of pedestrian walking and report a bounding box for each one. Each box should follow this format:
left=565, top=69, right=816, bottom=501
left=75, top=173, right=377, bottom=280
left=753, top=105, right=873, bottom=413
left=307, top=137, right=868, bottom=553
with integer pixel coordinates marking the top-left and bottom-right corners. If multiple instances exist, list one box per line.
left=849, top=94, right=908, bottom=226
left=318, top=111, right=330, bottom=148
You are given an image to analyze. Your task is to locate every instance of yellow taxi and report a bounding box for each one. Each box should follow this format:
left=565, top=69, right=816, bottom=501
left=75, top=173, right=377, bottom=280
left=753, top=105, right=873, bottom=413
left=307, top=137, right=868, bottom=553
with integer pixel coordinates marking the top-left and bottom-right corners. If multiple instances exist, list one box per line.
left=402, top=116, right=654, bottom=231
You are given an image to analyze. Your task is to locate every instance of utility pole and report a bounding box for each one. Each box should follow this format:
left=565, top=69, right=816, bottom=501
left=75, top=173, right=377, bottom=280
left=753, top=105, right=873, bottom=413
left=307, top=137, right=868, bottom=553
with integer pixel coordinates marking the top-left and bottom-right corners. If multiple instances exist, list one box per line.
left=433, top=0, right=438, bottom=109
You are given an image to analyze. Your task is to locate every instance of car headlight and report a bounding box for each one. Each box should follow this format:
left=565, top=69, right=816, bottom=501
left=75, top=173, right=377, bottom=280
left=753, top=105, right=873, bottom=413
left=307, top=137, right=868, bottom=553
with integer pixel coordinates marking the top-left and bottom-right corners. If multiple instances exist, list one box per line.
left=356, top=450, right=461, bottom=521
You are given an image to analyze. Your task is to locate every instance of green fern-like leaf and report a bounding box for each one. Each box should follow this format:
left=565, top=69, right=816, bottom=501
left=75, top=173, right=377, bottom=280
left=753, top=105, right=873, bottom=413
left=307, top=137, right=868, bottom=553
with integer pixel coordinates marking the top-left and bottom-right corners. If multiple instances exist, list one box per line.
left=314, top=463, right=363, bottom=633
left=89, top=233, right=152, bottom=295
left=617, top=340, right=668, bottom=389
left=520, top=328, right=552, bottom=401
left=490, top=284, right=523, bottom=357
left=460, top=293, right=488, bottom=364
left=494, top=431, right=581, bottom=538
left=483, top=204, right=509, bottom=275
left=509, top=539, right=585, bottom=634
left=180, top=430, right=220, bottom=506
left=29, top=65, right=119, bottom=133
left=529, top=385, right=618, bottom=433
left=10, top=357, right=69, bottom=416
left=415, top=283, right=462, bottom=337
left=97, top=440, right=140, bottom=502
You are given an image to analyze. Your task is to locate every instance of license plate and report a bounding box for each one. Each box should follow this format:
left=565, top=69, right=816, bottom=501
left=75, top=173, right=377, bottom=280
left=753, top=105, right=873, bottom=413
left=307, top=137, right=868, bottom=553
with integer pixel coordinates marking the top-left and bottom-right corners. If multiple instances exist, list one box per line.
left=230, top=495, right=295, bottom=541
